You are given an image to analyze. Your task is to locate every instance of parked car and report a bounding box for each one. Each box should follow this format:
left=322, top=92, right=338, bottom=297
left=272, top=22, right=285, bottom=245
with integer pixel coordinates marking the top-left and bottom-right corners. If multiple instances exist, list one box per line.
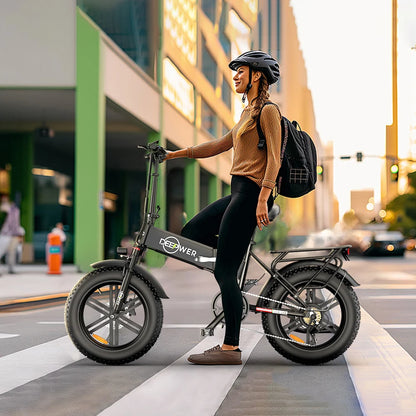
left=339, top=229, right=406, bottom=257
left=362, top=231, right=406, bottom=256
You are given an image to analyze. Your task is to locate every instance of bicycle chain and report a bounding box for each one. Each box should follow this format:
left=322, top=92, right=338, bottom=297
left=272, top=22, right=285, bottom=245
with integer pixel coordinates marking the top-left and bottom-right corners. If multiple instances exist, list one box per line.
left=241, top=290, right=306, bottom=310
left=240, top=291, right=314, bottom=347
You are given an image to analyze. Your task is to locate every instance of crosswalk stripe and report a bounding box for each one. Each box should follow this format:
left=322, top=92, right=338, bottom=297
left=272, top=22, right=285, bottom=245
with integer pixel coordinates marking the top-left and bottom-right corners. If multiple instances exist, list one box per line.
left=0, top=333, right=19, bottom=339
left=344, top=308, right=416, bottom=416
left=98, top=326, right=264, bottom=416
left=382, top=324, right=416, bottom=329
left=363, top=295, right=416, bottom=300
left=0, top=336, right=83, bottom=395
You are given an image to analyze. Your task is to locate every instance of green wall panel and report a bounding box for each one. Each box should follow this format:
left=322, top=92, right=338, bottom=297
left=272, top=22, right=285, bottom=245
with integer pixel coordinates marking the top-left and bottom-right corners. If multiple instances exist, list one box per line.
left=75, top=10, right=105, bottom=271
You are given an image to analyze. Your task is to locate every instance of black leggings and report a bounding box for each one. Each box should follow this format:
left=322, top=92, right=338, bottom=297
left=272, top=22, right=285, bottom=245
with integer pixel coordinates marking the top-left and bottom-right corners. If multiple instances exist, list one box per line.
left=181, top=175, right=273, bottom=346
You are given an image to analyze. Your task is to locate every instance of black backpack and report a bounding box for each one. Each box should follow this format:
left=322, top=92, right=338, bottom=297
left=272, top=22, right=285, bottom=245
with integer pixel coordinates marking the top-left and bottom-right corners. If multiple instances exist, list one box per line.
left=256, top=102, right=317, bottom=198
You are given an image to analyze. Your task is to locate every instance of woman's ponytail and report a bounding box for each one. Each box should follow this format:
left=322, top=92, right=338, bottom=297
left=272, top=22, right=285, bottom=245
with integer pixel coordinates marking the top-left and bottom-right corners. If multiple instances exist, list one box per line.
left=251, top=73, right=270, bottom=120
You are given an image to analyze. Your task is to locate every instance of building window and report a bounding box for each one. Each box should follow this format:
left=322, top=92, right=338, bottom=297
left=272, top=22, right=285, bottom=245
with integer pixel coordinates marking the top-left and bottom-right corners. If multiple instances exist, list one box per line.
left=202, top=36, right=217, bottom=89
left=201, top=99, right=217, bottom=137
left=257, top=12, right=262, bottom=51
left=222, top=78, right=232, bottom=110
left=228, top=9, right=251, bottom=56
left=201, top=0, right=216, bottom=23
left=219, top=2, right=231, bottom=57
left=164, top=0, right=197, bottom=65
left=242, top=0, right=258, bottom=14
left=163, top=58, right=195, bottom=122
left=78, top=0, right=154, bottom=76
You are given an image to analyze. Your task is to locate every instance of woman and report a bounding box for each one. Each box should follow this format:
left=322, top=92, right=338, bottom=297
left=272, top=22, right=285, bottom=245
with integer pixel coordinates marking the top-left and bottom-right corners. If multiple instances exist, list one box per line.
left=164, top=51, right=282, bottom=365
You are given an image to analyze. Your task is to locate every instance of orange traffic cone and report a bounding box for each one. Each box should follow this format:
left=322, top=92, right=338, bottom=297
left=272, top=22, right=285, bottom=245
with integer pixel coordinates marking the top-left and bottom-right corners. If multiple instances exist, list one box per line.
left=47, top=233, right=62, bottom=274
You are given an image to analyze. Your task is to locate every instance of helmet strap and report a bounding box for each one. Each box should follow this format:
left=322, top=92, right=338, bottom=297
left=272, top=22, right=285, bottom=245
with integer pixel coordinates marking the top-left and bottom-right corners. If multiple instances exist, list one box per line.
left=242, top=67, right=253, bottom=103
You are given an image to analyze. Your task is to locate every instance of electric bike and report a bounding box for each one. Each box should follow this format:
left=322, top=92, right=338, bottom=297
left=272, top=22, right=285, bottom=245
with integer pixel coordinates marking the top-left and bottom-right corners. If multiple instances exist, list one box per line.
left=65, top=142, right=361, bottom=365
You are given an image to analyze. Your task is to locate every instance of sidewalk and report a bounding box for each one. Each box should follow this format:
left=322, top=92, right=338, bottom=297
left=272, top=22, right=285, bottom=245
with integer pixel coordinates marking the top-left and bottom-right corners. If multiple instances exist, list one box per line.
left=0, top=258, right=196, bottom=311
left=0, top=264, right=84, bottom=309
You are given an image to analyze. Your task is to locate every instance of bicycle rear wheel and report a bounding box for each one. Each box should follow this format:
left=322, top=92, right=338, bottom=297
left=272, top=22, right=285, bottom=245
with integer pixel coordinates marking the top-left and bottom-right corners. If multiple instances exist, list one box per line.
left=65, top=267, right=163, bottom=365
left=261, top=267, right=360, bottom=365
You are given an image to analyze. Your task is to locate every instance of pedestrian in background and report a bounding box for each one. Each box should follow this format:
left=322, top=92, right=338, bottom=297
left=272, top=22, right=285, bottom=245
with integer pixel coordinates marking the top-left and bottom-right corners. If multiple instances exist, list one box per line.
left=0, top=194, right=24, bottom=274
left=51, top=222, right=66, bottom=246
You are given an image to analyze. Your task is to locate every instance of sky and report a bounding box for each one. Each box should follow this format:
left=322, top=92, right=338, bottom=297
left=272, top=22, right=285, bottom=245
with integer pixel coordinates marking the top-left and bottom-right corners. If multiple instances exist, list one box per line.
left=290, top=0, right=416, bottom=217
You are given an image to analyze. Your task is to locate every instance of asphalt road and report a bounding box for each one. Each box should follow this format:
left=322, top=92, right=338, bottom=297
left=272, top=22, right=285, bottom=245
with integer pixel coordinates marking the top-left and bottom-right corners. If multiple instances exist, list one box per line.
left=1, top=253, right=415, bottom=416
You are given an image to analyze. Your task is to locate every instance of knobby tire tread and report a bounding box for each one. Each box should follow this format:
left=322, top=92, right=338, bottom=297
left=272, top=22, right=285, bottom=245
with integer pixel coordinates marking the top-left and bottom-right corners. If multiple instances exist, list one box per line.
left=65, top=267, right=163, bottom=365
left=261, top=265, right=361, bottom=365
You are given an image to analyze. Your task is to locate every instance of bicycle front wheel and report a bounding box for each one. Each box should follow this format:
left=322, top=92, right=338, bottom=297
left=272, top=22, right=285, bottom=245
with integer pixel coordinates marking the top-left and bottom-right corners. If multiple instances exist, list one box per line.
left=65, top=267, right=163, bottom=365
left=261, top=267, right=360, bottom=365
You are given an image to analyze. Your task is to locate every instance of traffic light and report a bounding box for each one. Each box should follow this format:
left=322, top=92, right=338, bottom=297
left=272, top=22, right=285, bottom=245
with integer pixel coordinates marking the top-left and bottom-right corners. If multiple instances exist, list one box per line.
left=390, top=164, right=399, bottom=182
left=317, top=165, right=324, bottom=180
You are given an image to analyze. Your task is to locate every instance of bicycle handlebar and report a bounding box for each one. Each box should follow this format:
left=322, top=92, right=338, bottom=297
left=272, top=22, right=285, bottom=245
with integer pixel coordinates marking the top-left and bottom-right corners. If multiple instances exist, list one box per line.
left=137, top=141, right=167, bottom=163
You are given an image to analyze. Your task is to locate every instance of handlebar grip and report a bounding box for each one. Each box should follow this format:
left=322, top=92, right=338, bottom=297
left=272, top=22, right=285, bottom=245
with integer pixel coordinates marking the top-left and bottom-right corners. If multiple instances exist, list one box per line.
left=155, top=147, right=167, bottom=163
left=137, top=141, right=167, bottom=163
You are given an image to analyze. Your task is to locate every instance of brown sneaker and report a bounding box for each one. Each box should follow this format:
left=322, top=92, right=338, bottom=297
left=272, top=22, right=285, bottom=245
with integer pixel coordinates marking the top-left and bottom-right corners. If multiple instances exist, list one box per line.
left=188, top=345, right=242, bottom=365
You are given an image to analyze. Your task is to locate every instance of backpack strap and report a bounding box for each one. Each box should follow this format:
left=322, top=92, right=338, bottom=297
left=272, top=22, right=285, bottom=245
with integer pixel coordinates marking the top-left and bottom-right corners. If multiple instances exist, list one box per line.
left=256, top=102, right=281, bottom=150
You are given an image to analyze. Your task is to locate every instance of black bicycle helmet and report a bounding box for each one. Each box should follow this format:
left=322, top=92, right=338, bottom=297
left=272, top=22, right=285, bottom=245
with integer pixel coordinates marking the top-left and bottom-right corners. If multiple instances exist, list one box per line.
left=229, top=50, right=280, bottom=85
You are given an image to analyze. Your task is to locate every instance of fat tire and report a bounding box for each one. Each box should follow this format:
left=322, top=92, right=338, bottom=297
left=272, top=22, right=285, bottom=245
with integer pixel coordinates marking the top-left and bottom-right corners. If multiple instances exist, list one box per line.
left=65, top=267, right=163, bottom=365
left=262, top=267, right=360, bottom=365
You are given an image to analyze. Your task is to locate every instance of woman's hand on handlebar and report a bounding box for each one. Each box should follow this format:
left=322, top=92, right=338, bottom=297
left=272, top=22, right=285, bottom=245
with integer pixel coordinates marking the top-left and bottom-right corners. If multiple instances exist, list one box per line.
left=162, top=148, right=188, bottom=161
left=163, top=150, right=173, bottom=161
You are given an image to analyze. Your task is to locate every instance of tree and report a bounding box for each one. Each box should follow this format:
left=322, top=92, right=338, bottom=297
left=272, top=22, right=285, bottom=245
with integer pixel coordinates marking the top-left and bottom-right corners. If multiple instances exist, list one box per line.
left=386, top=171, right=416, bottom=238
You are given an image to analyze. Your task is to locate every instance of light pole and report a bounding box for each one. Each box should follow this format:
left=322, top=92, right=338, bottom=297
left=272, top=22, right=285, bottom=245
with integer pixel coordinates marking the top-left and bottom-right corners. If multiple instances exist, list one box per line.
left=382, top=0, right=399, bottom=207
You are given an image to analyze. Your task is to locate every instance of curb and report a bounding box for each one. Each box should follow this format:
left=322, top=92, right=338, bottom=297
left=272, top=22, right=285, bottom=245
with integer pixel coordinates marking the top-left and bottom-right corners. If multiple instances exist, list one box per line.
left=0, top=293, right=69, bottom=312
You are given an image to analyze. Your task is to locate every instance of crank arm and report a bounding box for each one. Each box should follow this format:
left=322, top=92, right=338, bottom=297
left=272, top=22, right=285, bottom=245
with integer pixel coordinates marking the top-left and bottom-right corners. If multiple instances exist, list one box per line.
left=201, top=312, right=224, bottom=336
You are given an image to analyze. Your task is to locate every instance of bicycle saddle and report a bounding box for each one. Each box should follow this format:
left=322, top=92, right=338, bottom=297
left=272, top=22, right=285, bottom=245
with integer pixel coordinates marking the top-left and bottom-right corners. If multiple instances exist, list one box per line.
left=268, top=204, right=280, bottom=222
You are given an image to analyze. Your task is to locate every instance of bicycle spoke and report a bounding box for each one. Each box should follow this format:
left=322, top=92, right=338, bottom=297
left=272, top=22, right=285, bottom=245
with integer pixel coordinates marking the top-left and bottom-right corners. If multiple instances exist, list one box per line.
left=320, top=297, right=339, bottom=311
left=86, top=298, right=110, bottom=315
left=111, top=320, right=119, bottom=346
left=109, top=285, right=119, bottom=309
left=122, top=296, right=143, bottom=314
left=108, top=320, right=114, bottom=345
left=305, top=327, right=316, bottom=346
left=118, top=315, right=142, bottom=335
left=88, top=316, right=111, bottom=334
left=86, top=314, right=110, bottom=332
left=319, top=316, right=339, bottom=333
left=283, top=319, right=304, bottom=333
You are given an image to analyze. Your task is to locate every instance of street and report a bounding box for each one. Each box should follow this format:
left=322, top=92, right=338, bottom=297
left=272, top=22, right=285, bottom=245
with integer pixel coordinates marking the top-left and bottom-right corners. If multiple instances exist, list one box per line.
left=1, top=253, right=416, bottom=416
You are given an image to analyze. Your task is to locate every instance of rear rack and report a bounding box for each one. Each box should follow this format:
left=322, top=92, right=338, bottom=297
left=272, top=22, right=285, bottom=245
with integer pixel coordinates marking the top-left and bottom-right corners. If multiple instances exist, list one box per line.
left=270, top=245, right=351, bottom=272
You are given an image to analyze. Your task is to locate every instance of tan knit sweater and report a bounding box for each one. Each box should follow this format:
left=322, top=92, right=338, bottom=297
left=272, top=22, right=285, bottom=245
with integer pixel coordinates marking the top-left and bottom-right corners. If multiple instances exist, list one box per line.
left=187, top=104, right=281, bottom=189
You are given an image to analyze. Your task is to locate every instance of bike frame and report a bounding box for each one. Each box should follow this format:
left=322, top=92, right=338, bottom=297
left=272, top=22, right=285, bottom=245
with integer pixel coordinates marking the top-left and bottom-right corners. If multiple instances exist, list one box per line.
left=111, top=142, right=358, bottom=337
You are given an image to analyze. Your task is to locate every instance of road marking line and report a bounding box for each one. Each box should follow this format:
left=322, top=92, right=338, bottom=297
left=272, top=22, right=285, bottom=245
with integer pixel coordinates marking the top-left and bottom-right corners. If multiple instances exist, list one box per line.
left=363, top=295, right=416, bottom=300
left=0, top=333, right=19, bottom=339
left=98, top=326, right=263, bottom=416
left=358, top=284, right=416, bottom=289
left=37, top=321, right=65, bottom=325
left=376, top=272, right=416, bottom=281
left=382, top=324, right=416, bottom=329
left=344, top=308, right=416, bottom=416
left=0, top=336, right=83, bottom=395
left=163, top=324, right=207, bottom=328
